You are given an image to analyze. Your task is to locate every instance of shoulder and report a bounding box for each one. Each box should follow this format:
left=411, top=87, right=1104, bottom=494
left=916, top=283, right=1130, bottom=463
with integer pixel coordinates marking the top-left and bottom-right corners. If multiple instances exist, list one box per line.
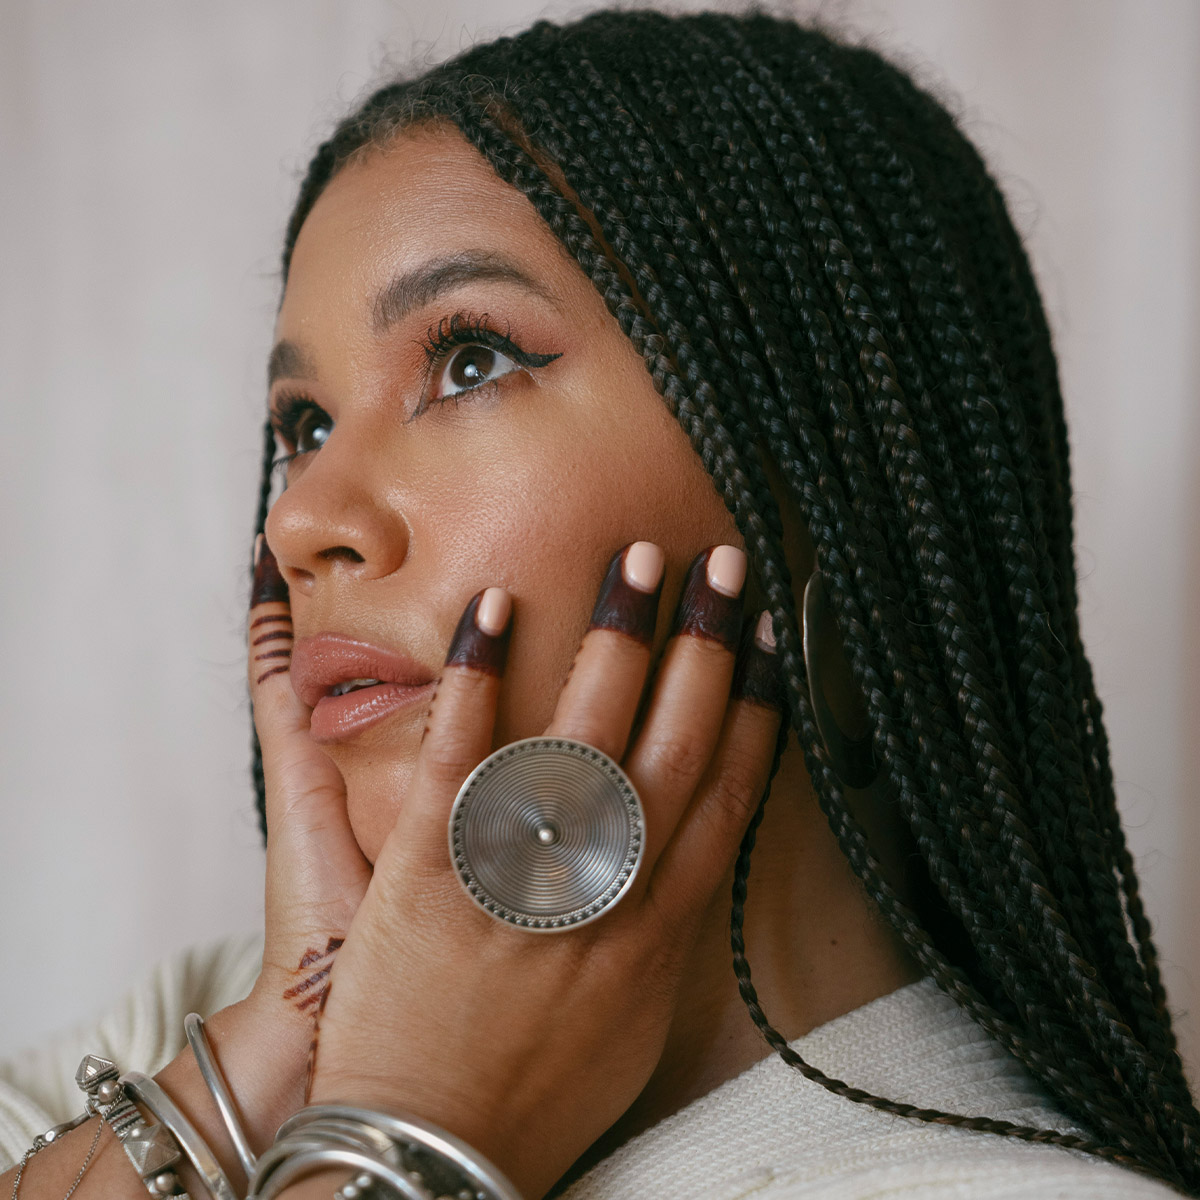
left=0, top=930, right=262, bottom=1170
left=562, top=978, right=1185, bottom=1200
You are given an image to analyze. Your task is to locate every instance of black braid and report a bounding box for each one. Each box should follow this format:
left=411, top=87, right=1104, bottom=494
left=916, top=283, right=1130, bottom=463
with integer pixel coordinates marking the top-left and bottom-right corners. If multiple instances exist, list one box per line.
left=252, top=11, right=1199, bottom=1191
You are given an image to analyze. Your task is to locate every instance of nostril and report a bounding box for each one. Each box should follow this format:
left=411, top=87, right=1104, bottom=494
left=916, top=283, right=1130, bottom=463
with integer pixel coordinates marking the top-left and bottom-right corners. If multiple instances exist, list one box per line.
left=284, top=565, right=316, bottom=592
left=317, top=546, right=366, bottom=564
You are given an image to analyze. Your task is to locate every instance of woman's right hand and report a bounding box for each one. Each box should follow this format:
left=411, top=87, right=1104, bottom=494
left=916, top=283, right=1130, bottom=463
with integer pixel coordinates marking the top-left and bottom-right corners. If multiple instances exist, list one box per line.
left=156, top=535, right=373, bottom=1178
left=228, top=535, right=374, bottom=1107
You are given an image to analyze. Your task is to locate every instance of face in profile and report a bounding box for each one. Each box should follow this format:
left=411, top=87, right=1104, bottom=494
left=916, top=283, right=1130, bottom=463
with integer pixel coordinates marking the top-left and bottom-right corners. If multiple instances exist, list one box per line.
left=265, top=123, right=755, bottom=861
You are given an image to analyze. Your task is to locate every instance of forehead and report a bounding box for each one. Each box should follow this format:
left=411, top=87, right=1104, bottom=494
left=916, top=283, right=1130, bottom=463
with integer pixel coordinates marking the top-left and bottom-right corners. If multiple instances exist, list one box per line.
left=279, top=124, right=575, bottom=326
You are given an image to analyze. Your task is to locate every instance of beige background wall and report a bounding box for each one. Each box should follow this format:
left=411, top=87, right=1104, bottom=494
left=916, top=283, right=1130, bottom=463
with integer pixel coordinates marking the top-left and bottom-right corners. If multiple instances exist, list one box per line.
left=2, top=0, right=1197, bottom=1084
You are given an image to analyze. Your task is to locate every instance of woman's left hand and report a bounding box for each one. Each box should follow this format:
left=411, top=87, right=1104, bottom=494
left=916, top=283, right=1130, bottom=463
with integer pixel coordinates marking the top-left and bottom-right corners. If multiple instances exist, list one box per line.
left=298, top=543, right=785, bottom=1198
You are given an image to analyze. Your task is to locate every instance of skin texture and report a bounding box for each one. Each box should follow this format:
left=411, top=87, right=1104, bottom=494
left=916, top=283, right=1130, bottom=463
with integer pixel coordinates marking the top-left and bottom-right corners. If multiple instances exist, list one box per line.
left=257, top=123, right=921, bottom=1192
left=0, top=121, right=923, bottom=1200
left=265, top=129, right=754, bottom=860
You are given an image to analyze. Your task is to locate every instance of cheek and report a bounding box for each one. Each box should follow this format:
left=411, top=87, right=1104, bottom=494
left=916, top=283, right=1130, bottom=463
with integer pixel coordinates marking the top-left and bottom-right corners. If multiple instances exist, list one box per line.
left=342, top=382, right=738, bottom=864
left=480, top=401, right=739, bottom=745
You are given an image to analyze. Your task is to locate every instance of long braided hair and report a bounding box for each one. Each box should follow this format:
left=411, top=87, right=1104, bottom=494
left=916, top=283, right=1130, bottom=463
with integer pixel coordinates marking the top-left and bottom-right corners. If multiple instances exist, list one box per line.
left=251, top=10, right=1199, bottom=1191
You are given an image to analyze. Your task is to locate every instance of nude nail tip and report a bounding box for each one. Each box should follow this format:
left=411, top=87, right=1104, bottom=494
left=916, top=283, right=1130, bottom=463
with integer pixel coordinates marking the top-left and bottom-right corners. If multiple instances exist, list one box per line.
left=622, top=542, right=665, bottom=593
left=706, top=545, right=747, bottom=597
left=476, top=587, right=512, bottom=636
left=754, top=610, right=776, bottom=651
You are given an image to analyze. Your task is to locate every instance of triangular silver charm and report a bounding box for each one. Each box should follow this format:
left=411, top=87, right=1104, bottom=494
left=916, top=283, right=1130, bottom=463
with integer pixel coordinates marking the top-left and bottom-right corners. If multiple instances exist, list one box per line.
left=74, top=1054, right=116, bottom=1091
left=124, top=1123, right=180, bottom=1177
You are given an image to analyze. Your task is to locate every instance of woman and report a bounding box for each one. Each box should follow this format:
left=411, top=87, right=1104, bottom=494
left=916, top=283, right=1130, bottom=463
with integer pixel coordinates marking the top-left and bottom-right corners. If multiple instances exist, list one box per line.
left=2, top=9, right=1196, bottom=1199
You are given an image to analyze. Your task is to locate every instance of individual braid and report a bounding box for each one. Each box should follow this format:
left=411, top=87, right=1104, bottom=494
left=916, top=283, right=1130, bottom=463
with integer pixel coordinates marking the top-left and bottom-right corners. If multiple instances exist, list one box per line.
left=253, top=11, right=1200, bottom=1191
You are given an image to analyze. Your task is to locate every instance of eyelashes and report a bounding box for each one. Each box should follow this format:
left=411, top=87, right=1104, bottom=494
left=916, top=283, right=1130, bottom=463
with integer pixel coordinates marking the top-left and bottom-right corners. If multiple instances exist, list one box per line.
left=267, top=311, right=561, bottom=476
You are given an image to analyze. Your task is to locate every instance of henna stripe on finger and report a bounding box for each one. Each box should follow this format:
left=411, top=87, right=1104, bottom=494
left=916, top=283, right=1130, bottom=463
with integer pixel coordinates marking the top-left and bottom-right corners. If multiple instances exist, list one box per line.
left=670, top=545, right=746, bottom=650
left=251, top=534, right=289, bottom=605
left=256, top=665, right=291, bottom=684
left=254, top=648, right=292, bottom=662
left=252, top=630, right=294, bottom=646
left=731, top=611, right=787, bottom=711
left=444, top=588, right=512, bottom=674
left=587, top=542, right=664, bottom=644
left=250, top=613, right=292, bottom=630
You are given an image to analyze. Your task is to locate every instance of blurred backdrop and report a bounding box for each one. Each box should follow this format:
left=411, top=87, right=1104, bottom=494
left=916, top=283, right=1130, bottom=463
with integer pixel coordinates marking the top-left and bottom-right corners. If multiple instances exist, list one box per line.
left=2, top=0, right=1197, bottom=1081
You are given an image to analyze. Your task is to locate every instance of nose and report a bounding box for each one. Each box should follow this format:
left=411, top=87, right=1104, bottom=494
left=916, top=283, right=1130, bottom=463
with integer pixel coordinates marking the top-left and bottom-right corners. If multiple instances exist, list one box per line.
left=264, top=438, right=410, bottom=595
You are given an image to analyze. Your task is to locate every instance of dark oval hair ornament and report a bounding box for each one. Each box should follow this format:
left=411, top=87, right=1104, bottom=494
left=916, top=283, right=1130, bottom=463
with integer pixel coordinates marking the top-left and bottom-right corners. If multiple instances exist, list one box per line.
left=448, top=736, right=645, bottom=930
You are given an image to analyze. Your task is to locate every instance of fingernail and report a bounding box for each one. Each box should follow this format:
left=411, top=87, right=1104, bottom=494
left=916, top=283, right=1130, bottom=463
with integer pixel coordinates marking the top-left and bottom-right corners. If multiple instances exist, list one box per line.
left=671, top=545, right=746, bottom=649
left=587, top=542, right=664, bottom=645
left=445, top=588, right=512, bottom=674
left=251, top=534, right=289, bottom=606
left=731, top=610, right=787, bottom=711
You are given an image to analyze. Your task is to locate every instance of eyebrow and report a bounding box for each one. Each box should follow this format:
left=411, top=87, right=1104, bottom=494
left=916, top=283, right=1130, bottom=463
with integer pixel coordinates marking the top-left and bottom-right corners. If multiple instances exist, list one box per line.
left=267, top=250, right=559, bottom=389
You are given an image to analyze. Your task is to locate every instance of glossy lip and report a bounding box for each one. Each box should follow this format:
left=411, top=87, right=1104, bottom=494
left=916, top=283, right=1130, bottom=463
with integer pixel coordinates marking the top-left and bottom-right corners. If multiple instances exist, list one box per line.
left=291, top=633, right=438, bottom=744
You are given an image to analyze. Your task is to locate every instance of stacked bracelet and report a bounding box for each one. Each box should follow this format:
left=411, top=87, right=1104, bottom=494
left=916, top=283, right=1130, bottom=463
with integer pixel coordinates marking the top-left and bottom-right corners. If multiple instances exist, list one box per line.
left=62, top=1031, right=522, bottom=1200
left=249, top=1105, right=522, bottom=1200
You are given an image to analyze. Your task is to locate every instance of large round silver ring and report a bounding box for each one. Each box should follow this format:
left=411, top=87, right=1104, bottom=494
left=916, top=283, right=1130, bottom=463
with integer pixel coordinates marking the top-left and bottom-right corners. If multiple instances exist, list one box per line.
left=448, top=736, right=644, bottom=931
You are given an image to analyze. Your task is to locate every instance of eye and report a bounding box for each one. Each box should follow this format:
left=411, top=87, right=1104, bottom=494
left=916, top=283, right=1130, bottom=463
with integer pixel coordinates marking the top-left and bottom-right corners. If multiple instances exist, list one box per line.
left=269, top=394, right=332, bottom=477
left=291, top=405, right=332, bottom=453
left=436, top=344, right=520, bottom=399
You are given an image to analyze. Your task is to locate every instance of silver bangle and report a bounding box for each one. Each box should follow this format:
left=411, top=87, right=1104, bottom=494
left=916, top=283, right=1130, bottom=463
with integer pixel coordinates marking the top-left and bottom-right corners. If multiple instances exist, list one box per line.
left=252, top=1146, right=427, bottom=1200
left=122, top=1071, right=238, bottom=1200
left=255, top=1105, right=521, bottom=1200
left=74, top=1054, right=191, bottom=1199
left=184, top=1012, right=257, bottom=1179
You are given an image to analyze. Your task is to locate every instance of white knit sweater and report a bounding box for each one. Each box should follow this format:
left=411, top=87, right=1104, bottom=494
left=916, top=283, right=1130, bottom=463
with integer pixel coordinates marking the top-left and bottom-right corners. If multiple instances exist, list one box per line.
left=0, top=934, right=1181, bottom=1197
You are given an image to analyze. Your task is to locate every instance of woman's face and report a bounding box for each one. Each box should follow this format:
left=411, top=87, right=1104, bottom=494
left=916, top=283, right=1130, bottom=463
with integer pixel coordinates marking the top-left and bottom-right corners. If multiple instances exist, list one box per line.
left=266, top=123, right=752, bottom=862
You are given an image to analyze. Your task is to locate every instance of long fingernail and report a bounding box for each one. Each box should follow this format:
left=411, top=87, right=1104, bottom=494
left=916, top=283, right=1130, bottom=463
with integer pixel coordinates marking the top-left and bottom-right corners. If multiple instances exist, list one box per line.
left=251, top=534, right=289, bottom=606
left=588, top=542, right=664, bottom=645
left=671, top=545, right=746, bottom=649
left=731, top=610, right=786, bottom=711
left=445, top=587, right=512, bottom=674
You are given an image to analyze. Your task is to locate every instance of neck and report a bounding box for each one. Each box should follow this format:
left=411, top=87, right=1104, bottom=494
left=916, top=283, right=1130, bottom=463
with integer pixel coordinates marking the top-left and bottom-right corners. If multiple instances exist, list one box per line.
left=560, top=752, right=922, bottom=1186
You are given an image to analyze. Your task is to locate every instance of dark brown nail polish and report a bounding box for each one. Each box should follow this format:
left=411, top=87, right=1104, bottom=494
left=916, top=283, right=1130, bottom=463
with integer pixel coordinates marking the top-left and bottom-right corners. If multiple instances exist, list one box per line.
left=671, top=548, right=744, bottom=650
left=251, top=535, right=289, bottom=606
left=444, top=590, right=511, bottom=675
left=731, top=612, right=787, bottom=711
left=587, top=544, right=662, bottom=645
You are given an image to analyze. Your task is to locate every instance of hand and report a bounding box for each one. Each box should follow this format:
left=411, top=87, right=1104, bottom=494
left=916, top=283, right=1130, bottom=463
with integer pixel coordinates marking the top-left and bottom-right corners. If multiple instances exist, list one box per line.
left=223, top=535, right=373, bottom=1131
left=295, top=542, right=785, bottom=1198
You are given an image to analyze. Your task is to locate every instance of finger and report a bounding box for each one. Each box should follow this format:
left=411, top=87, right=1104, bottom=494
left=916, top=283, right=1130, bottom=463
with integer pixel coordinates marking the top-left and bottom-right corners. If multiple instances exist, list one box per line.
left=249, top=535, right=365, bottom=913
left=385, top=587, right=512, bottom=875
left=544, top=541, right=664, bottom=759
left=622, top=545, right=748, bottom=867
left=651, top=610, right=787, bottom=924
left=249, top=533, right=300, bottom=752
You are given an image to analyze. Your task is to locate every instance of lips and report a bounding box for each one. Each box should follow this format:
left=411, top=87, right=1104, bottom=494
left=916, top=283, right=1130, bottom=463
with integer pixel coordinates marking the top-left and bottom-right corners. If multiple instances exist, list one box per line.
left=291, top=634, right=438, bottom=743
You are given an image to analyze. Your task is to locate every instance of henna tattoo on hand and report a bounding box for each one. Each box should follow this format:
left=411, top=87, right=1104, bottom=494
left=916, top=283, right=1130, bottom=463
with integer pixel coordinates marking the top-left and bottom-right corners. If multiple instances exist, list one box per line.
left=283, top=937, right=344, bottom=1101
left=253, top=614, right=294, bottom=684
